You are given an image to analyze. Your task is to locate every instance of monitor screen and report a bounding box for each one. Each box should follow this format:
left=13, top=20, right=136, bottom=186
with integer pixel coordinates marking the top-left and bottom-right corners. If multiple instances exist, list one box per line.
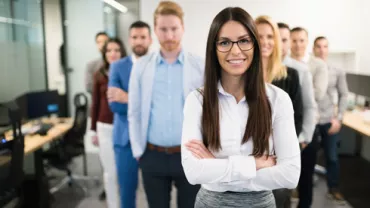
left=346, top=73, right=370, bottom=98
left=15, top=90, right=59, bottom=120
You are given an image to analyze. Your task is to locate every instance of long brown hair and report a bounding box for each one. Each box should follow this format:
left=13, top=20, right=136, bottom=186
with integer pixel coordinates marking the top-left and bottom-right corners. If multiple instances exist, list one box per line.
left=202, top=7, right=272, bottom=157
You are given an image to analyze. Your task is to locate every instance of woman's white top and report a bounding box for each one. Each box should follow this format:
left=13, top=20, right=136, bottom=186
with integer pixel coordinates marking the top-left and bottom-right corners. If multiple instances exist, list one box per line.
left=181, top=82, right=301, bottom=192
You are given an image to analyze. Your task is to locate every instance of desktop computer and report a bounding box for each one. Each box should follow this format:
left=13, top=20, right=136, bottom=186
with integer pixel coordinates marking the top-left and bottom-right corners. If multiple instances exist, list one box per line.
left=15, top=90, right=60, bottom=135
left=16, top=90, right=59, bottom=121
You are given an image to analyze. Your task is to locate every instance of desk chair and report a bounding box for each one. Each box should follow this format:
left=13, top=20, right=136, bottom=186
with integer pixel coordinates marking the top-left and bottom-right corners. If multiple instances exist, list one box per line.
left=43, top=93, right=99, bottom=195
left=0, top=102, right=25, bottom=208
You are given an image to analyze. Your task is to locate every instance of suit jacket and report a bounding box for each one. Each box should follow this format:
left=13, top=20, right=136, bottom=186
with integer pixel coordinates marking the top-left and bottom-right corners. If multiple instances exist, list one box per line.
left=128, top=51, right=205, bottom=158
left=108, top=56, right=133, bottom=147
left=272, top=67, right=303, bottom=137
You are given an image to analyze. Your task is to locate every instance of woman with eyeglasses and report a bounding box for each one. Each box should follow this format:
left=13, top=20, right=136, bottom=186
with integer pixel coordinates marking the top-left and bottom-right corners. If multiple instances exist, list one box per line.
left=181, top=7, right=301, bottom=208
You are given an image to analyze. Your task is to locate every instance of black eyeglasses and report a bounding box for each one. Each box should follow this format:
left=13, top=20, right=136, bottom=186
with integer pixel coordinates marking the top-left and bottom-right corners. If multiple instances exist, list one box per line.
left=216, top=39, right=254, bottom=53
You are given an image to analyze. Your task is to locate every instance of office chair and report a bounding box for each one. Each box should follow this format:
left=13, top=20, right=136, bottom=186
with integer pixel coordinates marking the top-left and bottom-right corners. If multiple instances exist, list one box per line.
left=43, top=93, right=99, bottom=195
left=0, top=102, right=25, bottom=208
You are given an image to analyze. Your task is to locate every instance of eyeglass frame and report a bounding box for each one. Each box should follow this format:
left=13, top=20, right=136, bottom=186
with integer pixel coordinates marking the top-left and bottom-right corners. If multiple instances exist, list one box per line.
left=215, top=39, right=255, bottom=53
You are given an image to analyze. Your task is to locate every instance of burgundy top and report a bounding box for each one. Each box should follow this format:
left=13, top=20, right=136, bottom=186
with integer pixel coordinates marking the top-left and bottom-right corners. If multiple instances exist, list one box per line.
left=90, top=68, right=113, bottom=131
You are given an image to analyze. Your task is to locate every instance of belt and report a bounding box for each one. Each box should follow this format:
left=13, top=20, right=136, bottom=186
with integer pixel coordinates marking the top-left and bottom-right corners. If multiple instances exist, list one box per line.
left=147, top=143, right=181, bottom=154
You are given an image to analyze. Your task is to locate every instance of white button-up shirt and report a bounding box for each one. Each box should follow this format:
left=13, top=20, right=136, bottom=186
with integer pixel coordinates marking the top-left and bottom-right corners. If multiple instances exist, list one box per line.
left=181, top=82, right=301, bottom=192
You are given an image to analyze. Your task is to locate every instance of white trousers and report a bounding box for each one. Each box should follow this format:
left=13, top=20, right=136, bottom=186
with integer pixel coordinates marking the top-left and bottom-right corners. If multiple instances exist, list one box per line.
left=97, top=122, right=120, bottom=208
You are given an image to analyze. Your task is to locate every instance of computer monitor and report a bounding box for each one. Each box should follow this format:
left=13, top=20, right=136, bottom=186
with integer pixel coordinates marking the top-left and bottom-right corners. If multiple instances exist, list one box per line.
left=346, top=73, right=370, bottom=98
left=346, top=73, right=359, bottom=94
left=15, top=90, right=59, bottom=121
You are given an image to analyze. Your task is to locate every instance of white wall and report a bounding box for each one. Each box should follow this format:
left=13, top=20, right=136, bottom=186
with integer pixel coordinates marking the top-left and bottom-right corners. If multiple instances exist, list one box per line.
left=118, top=11, right=139, bottom=54
left=44, top=0, right=66, bottom=94
left=64, top=0, right=104, bottom=110
left=65, top=0, right=105, bottom=153
left=116, top=1, right=140, bottom=53
left=140, top=0, right=370, bottom=74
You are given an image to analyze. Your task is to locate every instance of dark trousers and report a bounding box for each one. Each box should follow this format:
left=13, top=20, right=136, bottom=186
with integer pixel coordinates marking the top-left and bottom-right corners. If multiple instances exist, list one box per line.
left=297, top=127, right=320, bottom=208
left=139, top=148, right=200, bottom=208
left=273, top=189, right=291, bottom=208
left=318, top=123, right=340, bottom=189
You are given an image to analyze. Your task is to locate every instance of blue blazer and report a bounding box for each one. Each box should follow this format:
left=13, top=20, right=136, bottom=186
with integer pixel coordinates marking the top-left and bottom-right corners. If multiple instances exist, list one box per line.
left=128, top=51, right=205, bottom=158
left=108, top=56, right=133, bottom=147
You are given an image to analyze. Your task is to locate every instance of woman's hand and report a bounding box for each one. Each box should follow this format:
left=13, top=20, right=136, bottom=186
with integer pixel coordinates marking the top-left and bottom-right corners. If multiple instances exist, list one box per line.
left=92, top=135, right=99, bottom=146
left=255, top=155, right=276, bottom=170
left=185, top=140, right=215, bottom=159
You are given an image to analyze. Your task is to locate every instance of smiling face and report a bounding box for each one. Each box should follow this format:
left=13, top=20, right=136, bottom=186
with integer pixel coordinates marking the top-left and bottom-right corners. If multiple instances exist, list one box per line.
left=291, top=30, right=308, bottom=58
left=216, top=20, right=254, bottom=78
left=257, top=23, right=275, bottom=59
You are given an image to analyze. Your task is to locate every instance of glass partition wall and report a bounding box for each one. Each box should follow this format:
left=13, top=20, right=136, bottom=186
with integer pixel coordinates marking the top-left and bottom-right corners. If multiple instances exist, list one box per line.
left=0, top=0, right=47, bottom=103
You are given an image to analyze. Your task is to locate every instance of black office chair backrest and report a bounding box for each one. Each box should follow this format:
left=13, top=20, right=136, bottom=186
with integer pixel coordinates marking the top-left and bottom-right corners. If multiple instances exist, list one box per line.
left=73, top=93, right=88, bottom=137
left=64, top=93, right=88, bottom=145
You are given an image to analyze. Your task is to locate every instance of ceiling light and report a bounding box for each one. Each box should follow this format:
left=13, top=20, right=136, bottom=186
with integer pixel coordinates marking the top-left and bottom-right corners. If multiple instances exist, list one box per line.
left=103, top=0, right=128, bottom=13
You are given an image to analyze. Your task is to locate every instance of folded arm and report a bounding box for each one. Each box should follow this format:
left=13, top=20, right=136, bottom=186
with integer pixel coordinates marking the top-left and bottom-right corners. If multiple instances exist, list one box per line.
left=181, top=91, right=258, bottom=185
left=108, top=61, right=128, bottom=115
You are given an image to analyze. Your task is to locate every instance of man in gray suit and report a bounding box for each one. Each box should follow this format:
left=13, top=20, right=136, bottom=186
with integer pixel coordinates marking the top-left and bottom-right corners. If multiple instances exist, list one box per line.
left=85, top=32, right=109, bottom=94
left=290, top=27, right=328, bottom=208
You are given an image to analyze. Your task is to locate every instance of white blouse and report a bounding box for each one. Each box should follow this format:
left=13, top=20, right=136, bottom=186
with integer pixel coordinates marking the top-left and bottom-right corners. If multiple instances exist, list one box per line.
left=181, top=82, right=301, bottom=192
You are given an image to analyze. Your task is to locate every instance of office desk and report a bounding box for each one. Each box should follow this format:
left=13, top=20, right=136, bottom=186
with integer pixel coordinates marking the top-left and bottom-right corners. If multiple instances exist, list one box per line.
left=342, top=110, right=370, bottom=155
left=342, top=111, right=370, bottom=136
left=1, top=118, right=73, bottom=165
left=22, top=118, right=72, bottom=154
left=1, top=117, right=73, bottom=208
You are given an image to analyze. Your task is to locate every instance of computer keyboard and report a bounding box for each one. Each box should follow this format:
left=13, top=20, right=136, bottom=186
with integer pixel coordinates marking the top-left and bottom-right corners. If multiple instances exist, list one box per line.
left=34, top=123, right=54, bottom=136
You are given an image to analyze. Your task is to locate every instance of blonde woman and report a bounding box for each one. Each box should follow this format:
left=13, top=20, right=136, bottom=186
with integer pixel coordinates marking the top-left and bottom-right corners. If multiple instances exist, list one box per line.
left=256, top=16, right=303, bottom=208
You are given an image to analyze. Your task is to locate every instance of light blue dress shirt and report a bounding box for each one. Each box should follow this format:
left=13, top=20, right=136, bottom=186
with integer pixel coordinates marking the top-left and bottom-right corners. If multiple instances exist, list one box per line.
left=147, top=52, right=184, bottom=147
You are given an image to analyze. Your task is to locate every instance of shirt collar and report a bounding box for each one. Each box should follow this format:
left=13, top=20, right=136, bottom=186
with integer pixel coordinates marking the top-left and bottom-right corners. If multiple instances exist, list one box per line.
left=131, top=55, right=137, bottom=64
left=156, top=49, right=184, bottom=65
left=302, top=54, right=310, bottom=63
left=217, top=81, right=246, bottom=102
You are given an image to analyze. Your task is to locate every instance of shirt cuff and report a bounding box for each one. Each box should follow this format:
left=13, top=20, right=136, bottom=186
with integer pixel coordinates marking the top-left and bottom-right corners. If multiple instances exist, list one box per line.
left=298, top=134, right=306, bottom=143
left=229, top=155, right=257, bottom=181
left=89, top=130, right=97, bottom=136
left=337, top=114, right=343, bottom=121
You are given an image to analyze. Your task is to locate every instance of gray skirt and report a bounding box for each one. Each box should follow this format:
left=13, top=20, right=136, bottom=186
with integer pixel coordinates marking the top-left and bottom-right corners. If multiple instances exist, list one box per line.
left=195, top=188, right=276, bottom=208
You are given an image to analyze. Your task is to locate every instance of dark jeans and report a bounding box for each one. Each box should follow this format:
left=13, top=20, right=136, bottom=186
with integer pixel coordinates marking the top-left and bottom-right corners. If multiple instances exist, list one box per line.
left=139, top=148, right=200, bottom=208
left=298, top=126, right=319, bottom=208
left=318, top=123, right=340, bottom=189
